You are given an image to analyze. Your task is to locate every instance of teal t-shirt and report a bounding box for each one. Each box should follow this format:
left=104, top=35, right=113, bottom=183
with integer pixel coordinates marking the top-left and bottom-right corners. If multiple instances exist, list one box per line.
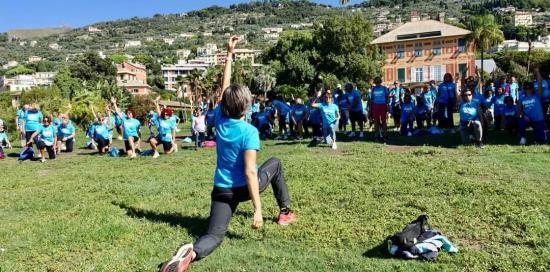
left=38, top=124, right=57, bottom=145
left=58, top=123, right=76, bottom=142
left=24, top=110, right=43, bottom=132
left=213, top=108, right=260, bottom=189
left=92, top=124, right=111, bottom=140
left=157, top=117, right=176, bottom=142
left=459, top=102, right=479, bottom=122
left=318, top=102, right=339, bottom=127
left=122, top=118, right=140, bottom=140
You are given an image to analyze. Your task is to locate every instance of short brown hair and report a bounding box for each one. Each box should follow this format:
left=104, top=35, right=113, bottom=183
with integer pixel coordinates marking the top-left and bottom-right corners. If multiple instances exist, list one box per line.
left=221, top=84, right=251, bottom=119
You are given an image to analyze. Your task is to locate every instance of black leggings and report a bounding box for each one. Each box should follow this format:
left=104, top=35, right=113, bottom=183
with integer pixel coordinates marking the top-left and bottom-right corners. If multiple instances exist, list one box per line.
left=193, top=158, right=291, bottom=259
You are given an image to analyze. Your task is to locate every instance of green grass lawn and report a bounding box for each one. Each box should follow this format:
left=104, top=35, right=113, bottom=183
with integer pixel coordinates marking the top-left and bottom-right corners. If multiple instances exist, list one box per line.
left=1, top=126, right=549, bottom=271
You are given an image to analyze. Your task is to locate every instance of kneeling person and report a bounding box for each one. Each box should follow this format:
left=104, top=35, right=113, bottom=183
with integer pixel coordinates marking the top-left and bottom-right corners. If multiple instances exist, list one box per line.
left=27, top=116, right=57, bottom=162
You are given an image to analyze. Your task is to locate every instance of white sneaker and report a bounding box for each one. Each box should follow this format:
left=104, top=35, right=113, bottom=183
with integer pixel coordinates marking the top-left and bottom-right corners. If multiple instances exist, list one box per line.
left=40, top=158, right=46, bottom=163
left=117, top=136, right=123, bottom=140
left=348, top=131, right=356, bottom=137
left=153, top=152, right=160, bottom=158
left=332, top=142, right=337, bottom=150
left=359, top=132, right=364, bottom=138
left=407, top=132, right=412, bottom=137
left=519, top=137, right=527, bottom=145
left=130, top=153, right=137, bottom=159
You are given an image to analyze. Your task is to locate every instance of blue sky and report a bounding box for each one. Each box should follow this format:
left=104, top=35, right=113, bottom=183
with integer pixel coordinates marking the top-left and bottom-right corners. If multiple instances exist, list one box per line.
left=0, top=0, right=363, bottom=32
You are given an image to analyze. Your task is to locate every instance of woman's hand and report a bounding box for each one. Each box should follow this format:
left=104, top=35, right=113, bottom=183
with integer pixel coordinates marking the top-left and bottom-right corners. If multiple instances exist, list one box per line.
left=228, top=36, right=240, bottom=53
left=252, top=210, right=263, bottom=229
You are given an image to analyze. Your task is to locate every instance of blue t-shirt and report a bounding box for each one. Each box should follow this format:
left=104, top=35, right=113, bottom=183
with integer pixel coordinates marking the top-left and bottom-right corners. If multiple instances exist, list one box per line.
left=307, top=103, right=321, bottom=124
left=491, top=95, right=506, bottom=116
left=157, top=117, right=176, bottom=142
left=400, top=102, right=416, bottom=122
left=53, top=117, right=62, bottom=128
left=122, top=118, right=140, bottom=140
left=503, top=105, right=518, bottom=123
left=438, top=82, right=456, bottom=104
left=471, top=92, right=484, bottom=108
left=519, top=94, right=544, bottom=122
left=317, top=102, right=339, bottom=127
left=370, top=85, right=389, bottom=105
left=0, top=132, right=7, bottom=142
left=58, top=123, right=76, bottom=141
left=206, top=110, right=216, bottom=126
left=390, top=87, right=404, bottom=105
left=38, top=124, right=57, bottom=145
left=337, top=93, right=350, bottom=110
left=415, top=104, right=429, bottom=116
left=272, top=100, right=291, bottom=116
left=348, top=89, right=363, bottom=112
left=459, top=101, right=479, bottom=122
left=91, top=123, right=110, bottom=141
left=114, top=111, right=127, bottom=126
left=213, top=108, right=260, bottom=189
left=533, top=79, right=550, bottom=101
left=16, top=109, right=26, bottom=125
left=421, top=91, right=435, bottom=109
left=292, top=104, right=308, bottom=122
left=255, top=111, right=270, bottom=128
left=24, top=110, right=43, bottom=132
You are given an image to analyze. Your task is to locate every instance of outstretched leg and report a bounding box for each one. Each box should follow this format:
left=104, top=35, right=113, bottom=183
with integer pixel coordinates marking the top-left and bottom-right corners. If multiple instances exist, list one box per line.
left=257, top=158, right=291, bottom=209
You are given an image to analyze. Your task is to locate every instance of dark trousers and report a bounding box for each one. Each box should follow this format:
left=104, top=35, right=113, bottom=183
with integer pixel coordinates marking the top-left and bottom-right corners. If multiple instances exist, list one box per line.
left=207, top=125, right=215, bottom=140
left=278, top=116, right=287, bottom=135
left=37, top=140, right=56, bottom=159
left=193, top=158, right=291, bottom=259
left=519, top=119, right=547, bottom=143
left=96, top=138, right=110, bottom=154
left=437, top=103, right=455, bottom=129
left=25, top=131, right=38, bottom=149
left=307, top=122, right=322, bottom=138
left=195, top=132, right=205, bottom=148
left=494, top=115, right=503, bottom=131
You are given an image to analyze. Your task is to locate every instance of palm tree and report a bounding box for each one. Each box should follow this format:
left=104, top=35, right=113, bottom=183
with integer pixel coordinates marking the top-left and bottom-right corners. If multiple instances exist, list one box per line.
left=255, top=65, right=277, bottom=99
left=339, top=0, right=350, bottom=16
left=184, top=69, right=205, bottom=108
left=469, top=15, right=504, bottom=82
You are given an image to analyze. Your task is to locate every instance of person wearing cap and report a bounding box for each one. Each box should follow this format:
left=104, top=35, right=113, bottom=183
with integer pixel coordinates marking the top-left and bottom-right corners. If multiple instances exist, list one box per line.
left=291, top=98, right=308, bottom=140
left=389, top=80, right=404, bottom=132
left=151, top=98, right=177, bottom=157
left=26, top=115, right=57, bottom=162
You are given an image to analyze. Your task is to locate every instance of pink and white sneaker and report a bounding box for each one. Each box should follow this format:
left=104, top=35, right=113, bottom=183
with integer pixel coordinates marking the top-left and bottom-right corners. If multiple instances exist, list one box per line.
left=159, top=243, right=194, bottom=272
left=277, top=211, right=297, bottom=226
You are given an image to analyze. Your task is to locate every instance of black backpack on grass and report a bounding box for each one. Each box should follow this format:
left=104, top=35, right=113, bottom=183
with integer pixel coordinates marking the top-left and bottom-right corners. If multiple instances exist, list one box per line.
left=389, top=214, right=429, bottom=249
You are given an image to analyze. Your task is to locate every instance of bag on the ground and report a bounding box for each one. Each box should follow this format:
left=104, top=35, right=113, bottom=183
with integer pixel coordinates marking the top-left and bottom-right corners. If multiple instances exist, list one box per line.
left=203, top=141, right=216, bottom=148
left=141, top=149, right=155, bottom=156
left=182, top=137, right=193, bottom=143
left=109, top=148, right=120, bottom=157
left=19, top=147, right=34, bottom=161
left=387, top=214, right=458, bottom=261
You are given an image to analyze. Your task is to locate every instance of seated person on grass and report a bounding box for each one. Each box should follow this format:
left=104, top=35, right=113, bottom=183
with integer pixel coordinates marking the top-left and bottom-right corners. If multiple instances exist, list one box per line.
left=27, top=115, right=57, bottom=162
left=159, top=36, right=296, bottom=272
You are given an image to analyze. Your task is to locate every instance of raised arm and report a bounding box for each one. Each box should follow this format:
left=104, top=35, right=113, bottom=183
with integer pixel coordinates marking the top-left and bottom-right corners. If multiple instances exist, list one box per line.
left=110, top=97, right=122, bottom=117
left=154, top=95, right=162, bottom=116
left=219, top=36, right=241, bottom=103
left=534, top=67, right=543, bottom=97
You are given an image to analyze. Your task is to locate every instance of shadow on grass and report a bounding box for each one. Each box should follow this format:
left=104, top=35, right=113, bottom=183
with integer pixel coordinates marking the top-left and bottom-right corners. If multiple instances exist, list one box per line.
left=363, top=240, right=393, bottom=259
left=113, top=202, right=244, bottom=240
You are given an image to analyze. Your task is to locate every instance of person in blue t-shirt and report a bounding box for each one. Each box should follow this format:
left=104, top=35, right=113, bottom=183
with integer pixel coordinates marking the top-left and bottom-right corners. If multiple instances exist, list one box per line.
left=253, top=104, right=273, bottom=139
left=336, top=87, right=349, bottom=133
left=490, top=87, right=507, bottom=131
left=271, top=96, right=291, bottom=140
left=369, top=77, right=390, bottom=141
left=437, top=73, right=457, bottom=130
left=389, top=81, right=404, bottom=132
left=509, top=76, right=519, bottom=103
left=428, top=81, right=439, bottom=127
left=420, top=84, right=436, bottom=127
left=458, top=89, right=484, bottom=147
left=15, top=104, right=29, bottom=147
left=206, top=101, right=217, bottom=140
left=160, top=37, right=296, bottom=272
left=22, top=103, right=43, bottom=150
left=503, top=96, right=518, bottom=136
left=311, top=89, right=340, bottom=150
left=306, top=95, right=322, bottom=140
left=483, top=89, right=495, bottom=126
left=150, top=98, right=177, bottom=158
left=347, top=84, right=365, bottom=138
left=56, top=118, right=76, bottom=153
left=111, top=97, right=141, bottom=158
left=400, top=94, right=415, bottom=136
left=90, top=116, right=111, bottom=154
left=533, top=74, right=550, bottom=130
left=291, top=98, right=308, bottom=140
left=27, top=115, right=57, bottom=162
left=0, top=125, right=13, bottom=152
left=519, top=68, right=547, bottom=145
left=415, top=96, right=430, bottom=129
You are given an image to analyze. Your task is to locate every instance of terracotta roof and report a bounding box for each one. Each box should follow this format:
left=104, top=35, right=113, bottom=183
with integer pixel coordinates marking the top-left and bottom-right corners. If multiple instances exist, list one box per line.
left=372, top=20, right=471, bottom=44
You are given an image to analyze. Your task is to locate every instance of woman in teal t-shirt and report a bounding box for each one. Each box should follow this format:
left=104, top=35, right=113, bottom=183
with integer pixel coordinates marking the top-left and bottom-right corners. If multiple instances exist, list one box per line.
left=111, top=97, right=141, bottom=158
left=27, top=115, right=57, bottom=162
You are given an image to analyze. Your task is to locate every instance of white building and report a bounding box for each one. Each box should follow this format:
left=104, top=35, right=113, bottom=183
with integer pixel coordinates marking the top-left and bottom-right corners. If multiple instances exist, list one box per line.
left=177, top=49, right=191, bottom=60
left=195, top=54, right=217, bottom=65
left=48, top=43, right=61, bottom=50
left=514, top=12, right=533, bottom=26
left=2, top=61, right=19, bottom=70
left=197, top=43, right=218, bottom=56
left=88, top=26, right=102, bottom=33
left=2, top=72, right=57, bottom=92
left=30, top=40, right=37, bottom=47
left=124, top=40, right=142, bottom=48
left=161, top=61, right=209, bottom=90
left=179, top=33, right=194, bottom=39
left=262, top=27, right=283, bottom=34
left=28, top=56, right=43, bottom=63
left=163, top=38, right=175, bottom=45
left=492, top=38, right=550, bottom=52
